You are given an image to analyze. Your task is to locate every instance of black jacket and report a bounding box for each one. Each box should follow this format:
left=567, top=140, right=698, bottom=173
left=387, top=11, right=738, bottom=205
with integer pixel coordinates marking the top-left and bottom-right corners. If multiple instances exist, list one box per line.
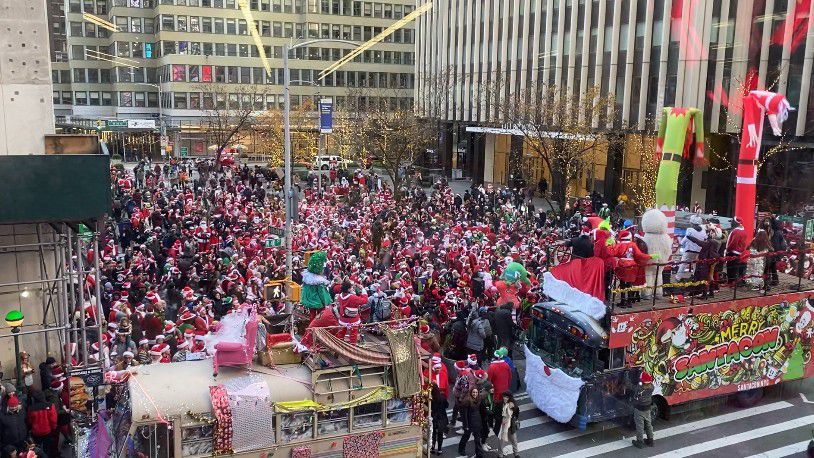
left=493, top=306, right=514, bottom=345
left=460, top=400, right=485, bottom=433
left=631, top=383, right=654, bottom=411
left=0, top=409, right=28, bottom=449
left=566, top=235, right=594, bottom=259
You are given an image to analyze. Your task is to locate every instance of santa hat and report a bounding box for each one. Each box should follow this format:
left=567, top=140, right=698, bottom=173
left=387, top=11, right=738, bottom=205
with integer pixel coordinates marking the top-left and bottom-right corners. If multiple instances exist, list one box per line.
left=122, top=351, right=134, bottom=358
left=139, top=338, right=149, bottom=346
left=619, top=230, right=632, bottom=241
left=149, top=347, right=163, bottom=357
left=177, top=339, right=191, bottom=349
left=453, top=360, right=468, bottom=372
left=184, top=328, right=194, bottom=339
left=432, top=361, right=442, bottom=371
left=164, top=323, right=176, bottom=334
left=179, top=310, right=195, bottom=321
left=640, top=371, right=654, bottom=384
left=146, top=292, right=159, bottom=304
left=155, top=334, right=165, bottom=341
left=418, top=323, right=430, bottom=334
left=473, top=369, right=488, bottom=381
left=431, top=353, right=442, bottom=365
left=107, top=322, right=118, bottom=330
left=6, top=393, right=19, bottom=410
left=194, top=330, right=207, bottom=341
left=467, top=354, right=478, bottom=367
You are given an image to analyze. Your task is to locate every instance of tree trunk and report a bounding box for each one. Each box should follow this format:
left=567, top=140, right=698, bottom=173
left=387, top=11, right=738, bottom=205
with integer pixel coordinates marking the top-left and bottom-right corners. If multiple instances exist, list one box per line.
left=551, top=164, right=567, bottom=212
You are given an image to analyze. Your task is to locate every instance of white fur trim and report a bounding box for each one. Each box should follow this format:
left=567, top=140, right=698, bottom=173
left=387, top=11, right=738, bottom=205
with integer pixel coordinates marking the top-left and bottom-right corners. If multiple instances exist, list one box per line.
left=542, top=272, right=606, bottom=320
left=524, top=345, right=585, bottom=423
left=301, top=270, right=330, bottom=286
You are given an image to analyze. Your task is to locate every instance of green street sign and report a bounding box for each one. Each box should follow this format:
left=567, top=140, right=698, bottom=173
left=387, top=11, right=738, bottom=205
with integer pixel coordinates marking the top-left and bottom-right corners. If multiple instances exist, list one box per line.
left=805, top=219, right=813, bottom=242
left=180, top=146, right=188, bottom=157
left=265, top=237, right=282, bottom=248
left=106, top=120, right=128, bottom=129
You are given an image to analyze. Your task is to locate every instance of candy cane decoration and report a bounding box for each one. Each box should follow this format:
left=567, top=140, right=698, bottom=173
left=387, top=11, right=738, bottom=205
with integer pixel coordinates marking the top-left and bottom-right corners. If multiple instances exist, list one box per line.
left=735, top=91, right=794, bottom=236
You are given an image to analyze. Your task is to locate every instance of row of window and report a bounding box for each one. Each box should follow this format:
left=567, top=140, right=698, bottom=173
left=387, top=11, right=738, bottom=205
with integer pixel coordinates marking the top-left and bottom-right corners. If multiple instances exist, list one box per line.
left=55, top=89, right=413, bottom=112
left=54, top=63, right=414, bottom=89
left=155, top=14, right=412, bottom=43
left=100, top=0, right=414, bottom=19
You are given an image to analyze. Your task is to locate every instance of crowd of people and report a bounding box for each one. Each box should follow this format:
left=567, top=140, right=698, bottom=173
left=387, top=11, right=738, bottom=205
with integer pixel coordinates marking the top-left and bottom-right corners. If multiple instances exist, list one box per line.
left=1, top=151, right=806, bottom=458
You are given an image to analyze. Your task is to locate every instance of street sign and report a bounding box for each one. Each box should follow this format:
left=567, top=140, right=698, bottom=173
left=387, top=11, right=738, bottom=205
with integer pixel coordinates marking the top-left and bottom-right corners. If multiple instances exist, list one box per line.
left=70, top=367, right=104, bottom=387
left=128, top=119, right=156, bottom=129
left=106, top=120, right=128, bottom=129
left=180, top=146, right=188, bottom=157
left=269, top=226, right=285, bottom=237
left=160, top=135, right=169, bottom=147
left=319, top=98, right=333, bottom=134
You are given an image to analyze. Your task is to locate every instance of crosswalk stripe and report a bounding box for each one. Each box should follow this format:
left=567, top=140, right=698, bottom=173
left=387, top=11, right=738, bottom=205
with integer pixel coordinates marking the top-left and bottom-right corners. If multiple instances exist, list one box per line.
left=441, top=411, right=553, bottom=448
left=554, top=401, right=794, bottom=458
left=744, top=440, right=813, bottom=458
left=444, top=393, right=529, bottom=415
left=648, top=416, right=814, bottom=458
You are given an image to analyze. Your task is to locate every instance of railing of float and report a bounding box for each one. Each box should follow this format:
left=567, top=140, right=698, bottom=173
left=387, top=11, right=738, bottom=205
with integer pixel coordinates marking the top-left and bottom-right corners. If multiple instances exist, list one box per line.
left=604, top=246, right=814, bottom=313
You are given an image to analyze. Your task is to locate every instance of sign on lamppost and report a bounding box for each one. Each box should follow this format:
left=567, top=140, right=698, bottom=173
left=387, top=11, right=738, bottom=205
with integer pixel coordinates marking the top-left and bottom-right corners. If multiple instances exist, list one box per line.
left=319, top=98, right=333, bottom=134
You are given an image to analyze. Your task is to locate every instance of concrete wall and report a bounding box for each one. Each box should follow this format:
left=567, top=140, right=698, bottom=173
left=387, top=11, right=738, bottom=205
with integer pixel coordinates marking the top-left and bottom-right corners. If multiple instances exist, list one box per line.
left=0, top=0, right=55, bottom=155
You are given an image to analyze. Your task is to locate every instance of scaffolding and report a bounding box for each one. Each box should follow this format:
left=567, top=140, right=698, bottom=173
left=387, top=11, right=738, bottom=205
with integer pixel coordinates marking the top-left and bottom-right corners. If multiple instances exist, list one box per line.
left=0, top=222, right=105, bottom=375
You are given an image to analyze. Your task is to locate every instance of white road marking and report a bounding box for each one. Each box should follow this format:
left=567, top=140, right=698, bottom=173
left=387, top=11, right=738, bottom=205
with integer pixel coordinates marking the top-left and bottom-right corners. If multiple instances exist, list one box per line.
left=554, top=401, right=795, bottom=458
left=743, top=440, right=813, bottom=458
left=648, top=415, right=814, bottom=458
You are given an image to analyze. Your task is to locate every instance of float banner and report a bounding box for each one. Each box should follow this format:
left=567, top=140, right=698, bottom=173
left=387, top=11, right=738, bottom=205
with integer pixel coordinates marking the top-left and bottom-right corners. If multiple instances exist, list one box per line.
left=609, top=293, right=814, bottom=404
left=319, top=98, right=333, bottom=134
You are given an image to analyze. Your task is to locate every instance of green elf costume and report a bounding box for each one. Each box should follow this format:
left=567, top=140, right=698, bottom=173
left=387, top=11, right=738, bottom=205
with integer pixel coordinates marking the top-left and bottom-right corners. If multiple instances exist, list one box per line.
left=654, top=107, right=705, bottom=233
left=300, top=251, right=333, bottom=315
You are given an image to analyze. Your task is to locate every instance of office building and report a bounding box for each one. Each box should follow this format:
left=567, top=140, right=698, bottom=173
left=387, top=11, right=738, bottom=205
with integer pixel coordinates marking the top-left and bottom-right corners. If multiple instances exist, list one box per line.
left=51, top=0, right=416, bottom=157
left=416, top=0, right=814, bottom=214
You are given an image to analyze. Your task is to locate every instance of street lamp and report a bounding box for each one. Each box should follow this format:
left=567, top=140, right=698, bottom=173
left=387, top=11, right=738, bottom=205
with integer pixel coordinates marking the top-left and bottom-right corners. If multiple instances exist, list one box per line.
left=135, top=80, right=166, bottom=158
left=5, top=310, right=24, bottom=391
left=282, top=39, right=358, bottom=313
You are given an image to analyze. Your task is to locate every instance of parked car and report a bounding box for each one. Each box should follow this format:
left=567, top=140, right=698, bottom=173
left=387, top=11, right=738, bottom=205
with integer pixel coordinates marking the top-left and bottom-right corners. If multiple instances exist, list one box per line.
left=313, top=155, right=349, bottom=170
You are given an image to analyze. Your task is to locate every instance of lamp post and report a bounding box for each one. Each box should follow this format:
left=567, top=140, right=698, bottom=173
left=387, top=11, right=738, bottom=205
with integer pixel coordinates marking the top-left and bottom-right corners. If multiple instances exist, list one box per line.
left=282, top=39, right=357, bottom=313
left=135, top=80, right=166, bottom=158
left=5, top=310, right=24, bottom=391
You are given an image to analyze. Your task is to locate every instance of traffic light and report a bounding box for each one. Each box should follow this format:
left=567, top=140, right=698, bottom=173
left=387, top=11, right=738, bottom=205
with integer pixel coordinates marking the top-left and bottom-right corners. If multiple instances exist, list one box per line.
left=264, top=280, right=301, bottom=302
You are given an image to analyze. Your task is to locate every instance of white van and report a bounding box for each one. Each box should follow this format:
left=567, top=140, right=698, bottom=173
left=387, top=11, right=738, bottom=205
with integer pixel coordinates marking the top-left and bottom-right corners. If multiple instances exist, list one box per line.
left=313, top=155, right=347, bottom=170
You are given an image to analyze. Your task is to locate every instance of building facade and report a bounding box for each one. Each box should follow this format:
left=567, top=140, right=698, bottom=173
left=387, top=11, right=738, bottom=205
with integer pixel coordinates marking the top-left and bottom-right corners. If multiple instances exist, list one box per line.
left=416, top=0, right=814, bottom=215
left=50, top=0, right=416, bottom=158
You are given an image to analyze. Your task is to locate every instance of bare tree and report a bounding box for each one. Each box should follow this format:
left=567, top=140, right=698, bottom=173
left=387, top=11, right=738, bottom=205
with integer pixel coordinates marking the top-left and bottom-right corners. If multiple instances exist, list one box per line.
left=488, top=78, right=618, bottom=208
left=253, top=98, right=319, bottom=167
left=349, top=87, right=432, bottom=199
left=197, top=82, right=268, bottom=167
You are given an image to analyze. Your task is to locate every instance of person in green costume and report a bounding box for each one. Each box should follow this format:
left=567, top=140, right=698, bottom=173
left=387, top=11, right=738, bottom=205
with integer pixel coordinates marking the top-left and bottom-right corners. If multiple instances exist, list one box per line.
left=300, top=251, right=333, bottom=319
left=654, top=107, right=705, bottom=233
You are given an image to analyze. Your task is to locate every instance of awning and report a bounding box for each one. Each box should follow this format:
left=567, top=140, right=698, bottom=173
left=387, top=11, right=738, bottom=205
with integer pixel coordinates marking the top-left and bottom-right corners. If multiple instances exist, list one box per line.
left=465, top=125, right=595, bottom=140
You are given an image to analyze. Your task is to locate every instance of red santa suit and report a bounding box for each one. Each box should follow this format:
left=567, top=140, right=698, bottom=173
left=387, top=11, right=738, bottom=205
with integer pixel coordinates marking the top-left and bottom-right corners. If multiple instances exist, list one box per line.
left=610, top=232, right=652, bottom=284
left=425, top=354, right=449, bottom=398
left=336, top=290, right=368, bottom=344
left=486, top=358, right=512, bottom=400
left=301, top=306, right=340, bottom=348
left=726, top=224, right=750, bottom=259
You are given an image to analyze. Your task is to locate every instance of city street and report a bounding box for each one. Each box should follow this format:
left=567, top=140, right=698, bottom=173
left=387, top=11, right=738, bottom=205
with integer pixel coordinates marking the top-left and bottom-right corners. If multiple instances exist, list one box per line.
left=447, top=378, right=814, bottom=457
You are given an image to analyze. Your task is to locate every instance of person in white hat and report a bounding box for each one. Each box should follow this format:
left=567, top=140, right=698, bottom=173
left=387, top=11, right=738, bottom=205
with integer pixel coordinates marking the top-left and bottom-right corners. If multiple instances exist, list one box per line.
left=676, top=214, right=706, bottom=281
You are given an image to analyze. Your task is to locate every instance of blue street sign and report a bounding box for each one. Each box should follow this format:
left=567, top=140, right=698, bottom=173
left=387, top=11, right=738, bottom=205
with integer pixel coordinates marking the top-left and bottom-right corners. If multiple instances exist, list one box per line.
left=319, top=98, right=333, bottom=134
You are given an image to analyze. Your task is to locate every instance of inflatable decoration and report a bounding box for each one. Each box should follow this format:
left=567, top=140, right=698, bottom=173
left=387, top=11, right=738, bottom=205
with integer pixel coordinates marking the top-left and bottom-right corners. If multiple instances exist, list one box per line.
left=494, top=262, right=531, bottom=310
left=735, top=91, right=794, bottom=236
left=654, top=107, right=705, bottom=233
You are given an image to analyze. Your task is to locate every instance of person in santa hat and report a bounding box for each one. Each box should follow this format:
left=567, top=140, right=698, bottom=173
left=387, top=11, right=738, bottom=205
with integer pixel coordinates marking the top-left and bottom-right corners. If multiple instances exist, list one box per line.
left=611, top=229, right=658, bottom=308
left=726, top=216, right=750, bottom=286
left=451, top=359, right=477, bottom=432
left=336, top=281, right=368, bottom=344
left=425, top=352, right=449, bottom=398
left=172, top=339, right=191, bottom=362
left=417, top=323, right=440, bottom=354
left=136, top=339, right=151, bottom=365
left=300, top=305, right=341, bottom=349
left=176, top=309, right=207, bottom=334
left=631, top=371, right=655, bottom=448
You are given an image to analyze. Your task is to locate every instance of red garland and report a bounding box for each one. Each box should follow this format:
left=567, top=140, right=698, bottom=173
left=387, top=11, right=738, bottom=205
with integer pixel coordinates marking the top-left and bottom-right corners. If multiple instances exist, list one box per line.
left=209, top=385, right=233, bottom=455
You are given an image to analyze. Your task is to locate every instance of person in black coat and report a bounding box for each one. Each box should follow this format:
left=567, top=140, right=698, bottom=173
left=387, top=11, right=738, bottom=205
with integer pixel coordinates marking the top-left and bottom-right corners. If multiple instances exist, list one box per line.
left=458, top=387, right=486, bottom=458
left=430, top=385, right=448, bottom=456
left=563, top=224, right=595, bottom=259
left=0, top=394, right=27, bottom=451
left=493, top=303, right=515, bottom=358
left=38, top=357, right=56, bottom=392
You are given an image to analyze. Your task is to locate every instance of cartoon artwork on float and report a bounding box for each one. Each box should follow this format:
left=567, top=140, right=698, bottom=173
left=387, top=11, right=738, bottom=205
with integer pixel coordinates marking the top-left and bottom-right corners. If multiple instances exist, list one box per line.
left=609, top=294, right=814, bottom=404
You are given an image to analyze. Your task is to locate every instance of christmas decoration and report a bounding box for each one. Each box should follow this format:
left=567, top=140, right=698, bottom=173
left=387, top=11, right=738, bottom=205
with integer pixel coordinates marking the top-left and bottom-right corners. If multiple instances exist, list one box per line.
left=735, top=91, right=794, bottom=235
left=654, top=107, right=705, bottom=233
left=543, top=257, right=607, bottom=320
left=524, top=345, right=584, bottom=423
